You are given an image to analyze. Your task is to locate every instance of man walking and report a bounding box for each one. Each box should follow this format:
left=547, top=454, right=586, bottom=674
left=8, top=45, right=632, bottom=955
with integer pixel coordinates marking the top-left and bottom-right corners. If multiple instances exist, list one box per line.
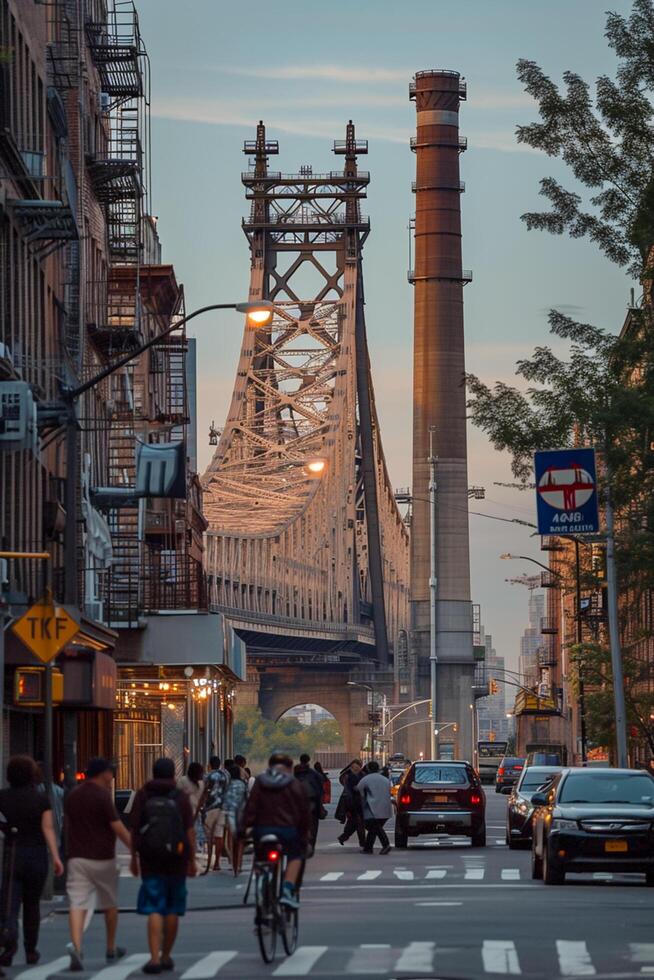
left=130, top=758, right=196, bottom=975
left=64, top=758, right=132, bottom=971
left=356, top=761, right=392, bottom=854
left=294, top=753, right=325, bottom=853
left=199, top=757, right=229, bottom=873
left=337, top=760, right=366, bottom=848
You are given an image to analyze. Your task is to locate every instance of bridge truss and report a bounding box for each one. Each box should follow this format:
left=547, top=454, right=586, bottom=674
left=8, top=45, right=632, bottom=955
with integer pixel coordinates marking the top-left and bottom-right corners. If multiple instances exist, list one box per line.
left=203, top=122, right=409, bottom=666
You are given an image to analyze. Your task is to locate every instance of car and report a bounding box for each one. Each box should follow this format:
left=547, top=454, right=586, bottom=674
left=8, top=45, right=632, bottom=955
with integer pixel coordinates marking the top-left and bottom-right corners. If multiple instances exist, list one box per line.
left=495, top=756, right=525, bottom=793
left=394, top=760, right=486, bottom=848
left=388, top=768, right=405, bottom=800
left=531, top=767, right=654, bottom=885
left=506, top=765, right=562, bottom=848
left=525, top=751, right=563, bottom=767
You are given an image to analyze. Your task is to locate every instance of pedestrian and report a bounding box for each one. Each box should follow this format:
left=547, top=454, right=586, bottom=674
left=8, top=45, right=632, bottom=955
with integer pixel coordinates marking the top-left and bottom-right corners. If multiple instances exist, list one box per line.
left=223, top=766, right=248, bottom=875
left=244, top=767, right=256, bottom=792
left=242, top=753, right=310, bottom=910
left=0, top=756, right=64, bottom=968
left=336, top=759, right=366, bottom=847
left=233, top=755, right=249, bottom=781
left=294, top=754, right=325, bottom=852
left=356, top=760, right=392, bottom=855
left=130, top=758, right=196, bottom=974
left=314, top=761, right=331, bottom=805
left=199, top=757, right=229, bottom=874
left=177, top=763, right=205, bottom=854
left=64, top=758, right=132, bottom=971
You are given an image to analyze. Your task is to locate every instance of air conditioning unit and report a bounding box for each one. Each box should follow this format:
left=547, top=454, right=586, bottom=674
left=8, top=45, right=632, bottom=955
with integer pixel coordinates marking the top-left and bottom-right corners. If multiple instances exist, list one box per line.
left=0, top=382, right=37, bottom=452
left=100, top=92, right=110, bottom=112
left=85, top=599, right=105, bottom=623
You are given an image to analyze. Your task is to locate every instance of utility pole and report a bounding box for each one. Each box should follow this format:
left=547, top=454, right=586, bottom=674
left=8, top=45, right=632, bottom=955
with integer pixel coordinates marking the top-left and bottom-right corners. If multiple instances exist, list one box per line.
left=604, top=469, right=628, bottom=768
left=574, top=539, right=588, bottom=764
left=429, top=426, right=438, bottom=760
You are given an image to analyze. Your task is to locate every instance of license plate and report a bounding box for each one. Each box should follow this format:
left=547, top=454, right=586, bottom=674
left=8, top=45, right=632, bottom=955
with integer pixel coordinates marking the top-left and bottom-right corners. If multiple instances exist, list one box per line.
left=605, top=840, right=628, bottom=853
left=431, top=794, right=449, bottom=803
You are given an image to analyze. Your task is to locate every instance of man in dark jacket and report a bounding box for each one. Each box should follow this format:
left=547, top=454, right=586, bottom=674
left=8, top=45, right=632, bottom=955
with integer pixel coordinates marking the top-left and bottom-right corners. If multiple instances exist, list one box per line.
left=294, top=753, right=325, bottom=852
left=337, top=759, right=366, bottom=847
left=242, top=753, right=309, bottom=910
left=130, top=759, right=196, bottom=975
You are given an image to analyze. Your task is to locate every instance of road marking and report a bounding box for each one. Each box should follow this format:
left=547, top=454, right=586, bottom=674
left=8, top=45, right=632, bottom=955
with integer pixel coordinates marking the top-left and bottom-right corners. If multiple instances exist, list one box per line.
left=394, top=869, right=414, bottom=880
left=630, top=943, right=654, bottom=963
left=482, top=940, right=521, bottom=975
left=501, top=868, right=521, bottom=880
left=15, top=957, right=70, bottom=980
left=592, top=872, right=613, bottom=880
left=415, top=901, right=462, bottom=906
left=273, top=946, right=328, bottom=976
left=320, top=871, right=344, bottom=881
left=181, top=952, right=237, bottom=978
left=464, top=867, right=485, bottom=880
left=495, top=838, right=506, bottom=844
left=426, top=869, right=447, bottom=879
left=357, top=869, right=382, bottom=880
left=395, top=942, right=435, bottom=973
left=556, top=940, right=596, bottom=976
left=346, top=944, right=392, bottom=974
left=92, top=954, right=150, bottom=980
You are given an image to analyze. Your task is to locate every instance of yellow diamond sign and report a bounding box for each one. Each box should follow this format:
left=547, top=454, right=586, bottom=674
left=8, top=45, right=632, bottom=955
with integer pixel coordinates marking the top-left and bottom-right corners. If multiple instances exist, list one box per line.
left=12, top=598, right=79, bottom=663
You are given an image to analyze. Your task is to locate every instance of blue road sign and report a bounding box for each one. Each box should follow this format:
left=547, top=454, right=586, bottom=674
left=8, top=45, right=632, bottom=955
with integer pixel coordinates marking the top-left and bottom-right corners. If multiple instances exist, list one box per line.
left=534, top=448, right=599, bottom=536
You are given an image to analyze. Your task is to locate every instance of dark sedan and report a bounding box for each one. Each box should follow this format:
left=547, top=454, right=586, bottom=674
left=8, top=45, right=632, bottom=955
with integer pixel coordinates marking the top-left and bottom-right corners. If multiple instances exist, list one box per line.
left=531, top=767, right=654, bottom=884
left=495, top=756, right=525, bottom=793
left=506, top=765, right=562, bottom=848
left=395, top=760, right=486, bottom=848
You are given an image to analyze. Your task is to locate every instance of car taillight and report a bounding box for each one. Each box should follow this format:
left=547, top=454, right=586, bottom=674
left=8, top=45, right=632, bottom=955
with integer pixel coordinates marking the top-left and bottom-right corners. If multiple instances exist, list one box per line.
left=267, top=850, right=280, bottom=862
left=399, top=794, right=411, bottom=806
left=497, top=768, right=505, bottom=776
left=470, top=793, right=482, bottom=805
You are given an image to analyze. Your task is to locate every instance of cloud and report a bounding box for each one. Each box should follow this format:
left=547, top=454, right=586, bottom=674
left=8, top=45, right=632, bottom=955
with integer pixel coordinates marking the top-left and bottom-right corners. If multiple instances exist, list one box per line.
left=220, top=64, right=409, bottom=83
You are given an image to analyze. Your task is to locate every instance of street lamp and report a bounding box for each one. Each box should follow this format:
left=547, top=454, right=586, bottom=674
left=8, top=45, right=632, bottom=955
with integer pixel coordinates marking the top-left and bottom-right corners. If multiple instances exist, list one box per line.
left=57, top=300, right=274, bottom=607
left=303, top=459, right=327, bottom=478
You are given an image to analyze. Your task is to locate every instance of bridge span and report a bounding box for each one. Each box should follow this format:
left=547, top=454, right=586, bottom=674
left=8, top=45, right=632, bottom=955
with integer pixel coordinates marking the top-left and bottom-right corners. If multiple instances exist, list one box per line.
left=202, top=122, right=410, bottom=749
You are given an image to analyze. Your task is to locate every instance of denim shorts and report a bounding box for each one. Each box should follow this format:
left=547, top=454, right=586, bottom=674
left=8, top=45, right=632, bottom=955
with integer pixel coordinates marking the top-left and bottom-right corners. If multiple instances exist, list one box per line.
left=137, top=875, right=187, bottom=916
left=254, top=826, right=304, bottom=861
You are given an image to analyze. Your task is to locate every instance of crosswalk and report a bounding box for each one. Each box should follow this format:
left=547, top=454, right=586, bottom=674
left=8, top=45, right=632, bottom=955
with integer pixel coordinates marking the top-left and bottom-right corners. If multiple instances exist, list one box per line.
left=13, top=941, right=654, bottom=977
left=305, top=864, right=643, bottom=885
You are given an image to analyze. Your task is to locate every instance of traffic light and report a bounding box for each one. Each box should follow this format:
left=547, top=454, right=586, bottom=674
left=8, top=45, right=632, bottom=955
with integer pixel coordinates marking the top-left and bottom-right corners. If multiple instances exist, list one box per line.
left=591, top=543, right=606, bottom=581
left=489, top=678, right=499, bottom=695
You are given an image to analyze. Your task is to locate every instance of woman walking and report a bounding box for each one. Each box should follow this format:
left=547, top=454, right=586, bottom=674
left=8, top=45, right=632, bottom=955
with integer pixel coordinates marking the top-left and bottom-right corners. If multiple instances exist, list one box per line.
left=178, top=762, right=206, bottom=853
left=0, top=756, right=64, bottom=966
left=356, top=761, right=392, bottom=855
left=223, top=766, right=247, bottom=875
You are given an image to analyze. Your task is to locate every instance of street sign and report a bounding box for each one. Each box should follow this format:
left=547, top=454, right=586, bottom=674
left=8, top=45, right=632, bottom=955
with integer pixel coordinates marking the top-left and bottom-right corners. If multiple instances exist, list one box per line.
left=12, top=597, right=79, bottom=663
left=534, top=448, right=599, bottom=536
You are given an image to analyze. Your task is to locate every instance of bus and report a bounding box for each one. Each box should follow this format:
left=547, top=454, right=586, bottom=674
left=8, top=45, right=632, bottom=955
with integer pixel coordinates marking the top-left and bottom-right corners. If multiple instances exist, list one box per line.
left=477, top=740, right=508, bottom=784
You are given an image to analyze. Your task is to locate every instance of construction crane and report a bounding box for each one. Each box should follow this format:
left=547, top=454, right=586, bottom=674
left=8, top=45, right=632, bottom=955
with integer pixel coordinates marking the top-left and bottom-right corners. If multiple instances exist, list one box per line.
left=504, top=574, right=540, bottom=590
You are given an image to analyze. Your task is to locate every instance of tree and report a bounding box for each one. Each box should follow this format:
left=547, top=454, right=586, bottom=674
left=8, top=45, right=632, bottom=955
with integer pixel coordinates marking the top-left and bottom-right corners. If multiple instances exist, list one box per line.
left=233, top=706, right=343, bottom=763
left=466, top=0, right=654, bottom=754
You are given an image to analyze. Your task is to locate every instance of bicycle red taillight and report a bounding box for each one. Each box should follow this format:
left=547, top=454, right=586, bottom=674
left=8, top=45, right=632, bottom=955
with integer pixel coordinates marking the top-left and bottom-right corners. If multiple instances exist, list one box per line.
left=267, top=849, right=280, bottom=862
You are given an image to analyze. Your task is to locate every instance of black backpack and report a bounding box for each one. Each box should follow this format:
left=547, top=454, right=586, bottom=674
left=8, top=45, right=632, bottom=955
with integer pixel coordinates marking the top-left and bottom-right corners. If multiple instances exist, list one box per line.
left=137, top=791, right=186, bottom=864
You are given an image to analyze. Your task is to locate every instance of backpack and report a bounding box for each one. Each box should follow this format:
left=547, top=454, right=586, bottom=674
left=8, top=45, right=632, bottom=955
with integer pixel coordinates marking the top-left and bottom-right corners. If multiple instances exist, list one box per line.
left=204, top=769, right=229, bottom=811
left=137, top=791, right=186, bottom=864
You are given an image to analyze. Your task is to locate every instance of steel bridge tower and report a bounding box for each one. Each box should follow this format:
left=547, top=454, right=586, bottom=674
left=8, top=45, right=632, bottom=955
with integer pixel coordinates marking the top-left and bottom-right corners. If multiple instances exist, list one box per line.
left=202, top=123, right=409, bottom=744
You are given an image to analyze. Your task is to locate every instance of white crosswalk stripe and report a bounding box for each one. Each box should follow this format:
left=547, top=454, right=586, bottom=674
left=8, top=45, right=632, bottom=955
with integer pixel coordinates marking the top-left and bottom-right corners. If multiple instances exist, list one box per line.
left=15, top=957, right=70, bottom=980
left=501, top=868, right=521, bottom=880
left=464, top=866, right=485, bottom=880
left=320, top=871, right=344, bottom=881
left=273, top=946, right=328, bottom=976
left=357, top=869, right=382, bottom=880
left=556, top=940, right=596, bottom=976
left=180, top=952, right=238, bottom=978
left=346, top=944, right=393, bottom=974
left=393, top=869, right=414, bottom=880
left=425, top=868, right=447, bottom=879
left=394, top=941, right=435, bottom=972
left=482, top=940, right=521, bottom=975
left=91, top=954, right=150, bottom=980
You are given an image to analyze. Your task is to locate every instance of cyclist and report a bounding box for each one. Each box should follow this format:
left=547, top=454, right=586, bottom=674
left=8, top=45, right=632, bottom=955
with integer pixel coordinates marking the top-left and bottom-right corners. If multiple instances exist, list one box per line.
left=242, top=753, right=309, bottom=910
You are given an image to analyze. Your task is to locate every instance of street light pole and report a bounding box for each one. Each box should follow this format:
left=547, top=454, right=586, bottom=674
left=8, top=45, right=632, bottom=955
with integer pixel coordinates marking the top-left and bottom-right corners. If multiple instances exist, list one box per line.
left=605, top=474, right=628, bottom=768
left=575, top=539, right=588, bottom=764
left=429, top=427, right=438, bottom=760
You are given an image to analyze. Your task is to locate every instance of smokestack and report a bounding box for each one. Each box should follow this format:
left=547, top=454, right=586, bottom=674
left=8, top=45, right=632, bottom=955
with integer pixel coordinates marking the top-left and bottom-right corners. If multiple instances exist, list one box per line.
left=409, top=70, right=474, bottom=756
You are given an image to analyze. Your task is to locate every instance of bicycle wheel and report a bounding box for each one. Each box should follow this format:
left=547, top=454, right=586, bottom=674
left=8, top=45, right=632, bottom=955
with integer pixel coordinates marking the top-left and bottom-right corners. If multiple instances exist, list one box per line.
left=280, top=902, right=299, bottom=955
left=255, top=870, right=277, bottom=963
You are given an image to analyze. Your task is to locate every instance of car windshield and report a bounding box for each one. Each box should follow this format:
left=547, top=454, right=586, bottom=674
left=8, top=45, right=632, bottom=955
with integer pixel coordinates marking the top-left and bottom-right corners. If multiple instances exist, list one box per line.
left=502, top=758, right=524, bottom=767
left=413, top=765, right=468, bottom=785
left=559, top=772, right=654, bottom=805
left=520, top=770, right=560, bottom=792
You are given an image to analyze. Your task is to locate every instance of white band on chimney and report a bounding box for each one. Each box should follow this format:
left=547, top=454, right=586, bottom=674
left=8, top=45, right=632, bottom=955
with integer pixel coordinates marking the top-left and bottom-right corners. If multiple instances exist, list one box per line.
left=417, top=109, right=459, bottom=126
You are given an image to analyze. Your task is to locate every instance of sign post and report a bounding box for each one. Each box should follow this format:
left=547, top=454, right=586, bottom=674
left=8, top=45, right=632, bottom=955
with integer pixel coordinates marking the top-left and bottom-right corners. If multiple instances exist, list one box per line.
left=12, top=594, right=79, bottom=786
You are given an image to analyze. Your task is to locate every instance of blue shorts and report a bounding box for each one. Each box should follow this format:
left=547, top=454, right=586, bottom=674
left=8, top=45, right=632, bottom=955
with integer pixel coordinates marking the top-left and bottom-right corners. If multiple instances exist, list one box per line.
left=137, top=876, right=187, bottom=917
left=254, top=826, right=304, bottom=861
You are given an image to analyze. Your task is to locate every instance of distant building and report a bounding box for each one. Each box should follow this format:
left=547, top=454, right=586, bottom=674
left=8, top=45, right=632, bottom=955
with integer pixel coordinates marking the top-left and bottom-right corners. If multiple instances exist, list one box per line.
left=476, top=629, right=509, bottom=743
left=519, top=592, right=545, bottom=688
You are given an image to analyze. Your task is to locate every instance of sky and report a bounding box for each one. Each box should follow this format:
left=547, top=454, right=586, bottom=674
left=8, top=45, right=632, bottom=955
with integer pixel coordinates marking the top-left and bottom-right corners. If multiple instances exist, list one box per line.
left=135, top=0, right=634, bottom=675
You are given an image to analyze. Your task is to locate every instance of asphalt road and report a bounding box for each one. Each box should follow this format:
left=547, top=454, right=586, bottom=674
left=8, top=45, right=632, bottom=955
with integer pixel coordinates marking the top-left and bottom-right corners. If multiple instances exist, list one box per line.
left=20, top=787, right=654, bottom=980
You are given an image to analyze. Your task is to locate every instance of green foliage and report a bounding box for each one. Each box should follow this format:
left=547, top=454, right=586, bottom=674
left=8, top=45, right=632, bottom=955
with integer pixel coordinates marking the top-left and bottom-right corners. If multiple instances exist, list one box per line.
left=570, top=643, right=654, bottom=754
left=233, top=706, right=343, bottom=762
left=516, top=0, right=654, bottom=276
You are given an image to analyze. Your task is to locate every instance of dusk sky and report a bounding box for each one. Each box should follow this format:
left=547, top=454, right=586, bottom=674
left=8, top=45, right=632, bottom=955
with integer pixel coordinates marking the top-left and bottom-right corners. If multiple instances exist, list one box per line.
left=136, top=0, right=633, bottom=675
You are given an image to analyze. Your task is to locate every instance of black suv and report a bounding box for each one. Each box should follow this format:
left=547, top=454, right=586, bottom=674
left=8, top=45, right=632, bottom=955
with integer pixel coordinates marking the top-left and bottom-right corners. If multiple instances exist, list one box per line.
left=395, top=760, right=486, bottom=848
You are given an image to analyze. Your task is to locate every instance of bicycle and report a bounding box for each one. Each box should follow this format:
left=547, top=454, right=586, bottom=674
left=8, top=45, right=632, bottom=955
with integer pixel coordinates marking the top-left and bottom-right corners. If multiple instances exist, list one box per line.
left=243, top=834, right=300, bottom=963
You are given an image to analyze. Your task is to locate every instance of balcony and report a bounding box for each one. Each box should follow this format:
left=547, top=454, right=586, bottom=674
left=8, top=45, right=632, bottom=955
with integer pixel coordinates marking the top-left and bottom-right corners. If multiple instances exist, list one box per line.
left=410, top=75, right=467, bottom=99
left=408, top=269, right=472, bottom=284
left=540, top=570, right=560, bottom=589
left=541, top=617, right=558, bottom=635
left=541, top=535, right=564, bottom=552
left=410, top=136, right=467, bottom=152
left=538, top=646, right=558, bottom=667
left=411, top=180, right=465, bottom=192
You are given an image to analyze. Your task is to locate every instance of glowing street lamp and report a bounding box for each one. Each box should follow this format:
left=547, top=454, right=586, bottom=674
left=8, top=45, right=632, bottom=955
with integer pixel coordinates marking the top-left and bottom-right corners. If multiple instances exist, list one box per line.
left=236, top=300, right=274, bottom=326
left=303, top=459, right=327, bottom=477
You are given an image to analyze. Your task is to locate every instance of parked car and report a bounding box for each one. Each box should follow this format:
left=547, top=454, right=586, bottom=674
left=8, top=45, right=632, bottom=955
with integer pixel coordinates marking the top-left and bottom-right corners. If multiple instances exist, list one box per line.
left=395, top=760, right=486, bottom=848
left=495, top=756, right=525, bottom=793
left=525, top=751, right=563, bottom=767
left=531, top=767, right=654, bottom=884
left=506, top=765, right=562, bottom=848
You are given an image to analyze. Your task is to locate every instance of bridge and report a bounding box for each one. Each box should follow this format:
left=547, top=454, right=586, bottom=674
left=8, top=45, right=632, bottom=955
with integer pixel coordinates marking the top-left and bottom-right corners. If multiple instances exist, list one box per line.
left=202, top=122, right=410, bottom=754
